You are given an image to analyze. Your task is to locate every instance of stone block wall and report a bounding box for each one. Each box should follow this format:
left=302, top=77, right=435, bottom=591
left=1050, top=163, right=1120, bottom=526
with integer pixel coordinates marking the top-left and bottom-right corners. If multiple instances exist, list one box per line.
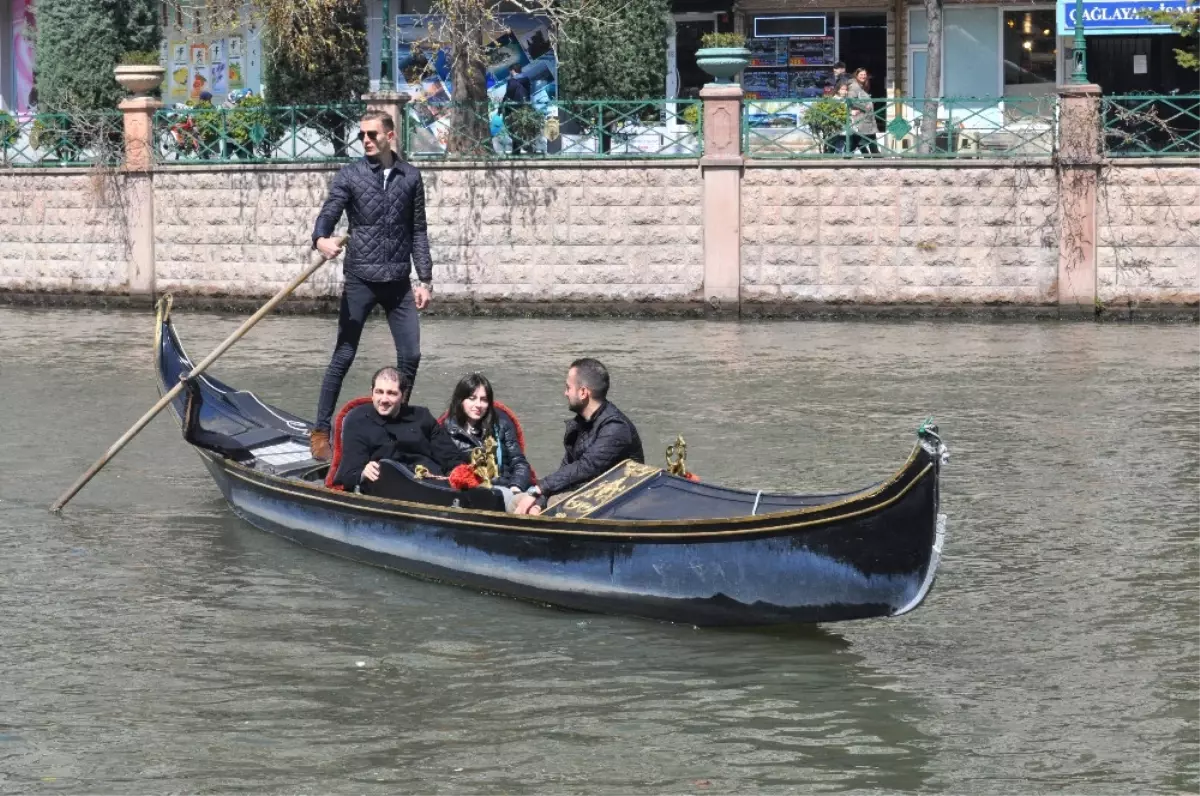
left=741, top=163, right=1059, bottom=304
left=0, top=171, right=129, bottom=293
left=152, top=162, right=705, bottom=305
left=1096, top=163, right=1200, bottom=306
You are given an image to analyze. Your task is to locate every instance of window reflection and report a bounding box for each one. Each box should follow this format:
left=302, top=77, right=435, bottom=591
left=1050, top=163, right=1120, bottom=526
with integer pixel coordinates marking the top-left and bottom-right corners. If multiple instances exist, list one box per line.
left=1004, top=9, right=1057, bottom=86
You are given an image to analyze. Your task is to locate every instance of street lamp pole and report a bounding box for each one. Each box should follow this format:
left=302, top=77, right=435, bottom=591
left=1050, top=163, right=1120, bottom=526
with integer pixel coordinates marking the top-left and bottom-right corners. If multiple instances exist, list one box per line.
left=1070, top=0, right=1088, bottom=83
left=381, top=0, right=395, bottom=91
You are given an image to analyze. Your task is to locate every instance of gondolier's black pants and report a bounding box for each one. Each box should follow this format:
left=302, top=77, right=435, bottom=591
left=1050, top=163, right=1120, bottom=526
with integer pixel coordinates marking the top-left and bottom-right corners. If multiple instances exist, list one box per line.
left=316, top=273, right=421, bottom=432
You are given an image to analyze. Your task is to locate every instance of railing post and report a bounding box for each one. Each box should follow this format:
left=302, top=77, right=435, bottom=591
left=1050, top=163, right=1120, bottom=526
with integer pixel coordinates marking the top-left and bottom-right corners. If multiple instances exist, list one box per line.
left=1056, top=83, right=1102, bottom=314
left=699, top=85, right=744, bottom=317
left=363, top=91, right=411, bottom=158
left=119, top=97, right=162, bottom=296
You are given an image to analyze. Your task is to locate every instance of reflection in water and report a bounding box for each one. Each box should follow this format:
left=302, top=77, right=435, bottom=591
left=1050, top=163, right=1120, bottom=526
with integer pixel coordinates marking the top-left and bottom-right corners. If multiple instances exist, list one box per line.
left=0, top=308, right=1196, bottom=794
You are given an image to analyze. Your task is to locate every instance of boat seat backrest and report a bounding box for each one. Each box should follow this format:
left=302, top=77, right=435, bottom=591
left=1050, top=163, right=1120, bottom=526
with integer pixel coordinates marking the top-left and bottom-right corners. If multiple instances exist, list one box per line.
left=324, top=396, right=373, bottom=490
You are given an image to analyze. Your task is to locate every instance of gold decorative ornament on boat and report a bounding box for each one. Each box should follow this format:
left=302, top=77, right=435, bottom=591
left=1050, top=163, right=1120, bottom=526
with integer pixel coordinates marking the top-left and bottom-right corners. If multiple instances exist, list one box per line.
left=666, top=435, right=689, bottom=477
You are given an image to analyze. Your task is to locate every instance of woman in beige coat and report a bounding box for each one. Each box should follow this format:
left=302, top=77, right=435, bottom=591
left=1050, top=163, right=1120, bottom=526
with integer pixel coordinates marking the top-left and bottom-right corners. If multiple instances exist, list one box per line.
left=847, top=68, right=880, bottom=155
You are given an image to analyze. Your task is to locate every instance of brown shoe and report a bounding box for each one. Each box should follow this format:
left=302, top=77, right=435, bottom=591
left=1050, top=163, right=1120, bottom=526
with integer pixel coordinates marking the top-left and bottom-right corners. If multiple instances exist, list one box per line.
left=310, top=429, right=332, bottom=461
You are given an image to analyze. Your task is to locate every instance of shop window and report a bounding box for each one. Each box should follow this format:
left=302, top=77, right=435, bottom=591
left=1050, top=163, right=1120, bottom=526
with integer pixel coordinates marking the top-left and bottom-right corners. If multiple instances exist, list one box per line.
left=945, top=8, right=1000, bottom=98
left=1003, top=9, right=1057, bottom=91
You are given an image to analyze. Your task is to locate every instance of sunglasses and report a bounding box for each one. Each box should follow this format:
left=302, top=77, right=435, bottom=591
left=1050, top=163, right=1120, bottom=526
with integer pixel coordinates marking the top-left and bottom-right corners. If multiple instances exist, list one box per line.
left=357, top=129, right=388, bottom=142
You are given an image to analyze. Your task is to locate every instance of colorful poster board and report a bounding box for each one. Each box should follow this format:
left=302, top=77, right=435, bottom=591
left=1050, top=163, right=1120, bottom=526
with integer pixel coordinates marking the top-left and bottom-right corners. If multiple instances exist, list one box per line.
left=159, top=27, right=259, bottom=104
left=744, top=35, right=836, bottom=99
left=397, top=13, right=558, bottom=152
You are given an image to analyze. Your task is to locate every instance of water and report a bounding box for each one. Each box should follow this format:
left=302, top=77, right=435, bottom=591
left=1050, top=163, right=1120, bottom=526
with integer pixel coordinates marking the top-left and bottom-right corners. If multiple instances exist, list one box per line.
left=0, top=307, right=1196, bottom=794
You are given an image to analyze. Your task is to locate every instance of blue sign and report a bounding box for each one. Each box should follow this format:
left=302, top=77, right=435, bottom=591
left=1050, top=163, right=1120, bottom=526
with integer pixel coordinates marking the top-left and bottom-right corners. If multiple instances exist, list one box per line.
left=1056, top=0, right=1193, bottom=35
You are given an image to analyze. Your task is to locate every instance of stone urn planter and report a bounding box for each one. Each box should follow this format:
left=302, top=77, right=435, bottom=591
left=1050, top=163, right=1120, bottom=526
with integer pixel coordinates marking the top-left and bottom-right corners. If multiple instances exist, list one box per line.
left=695, top=33, right=750, bottom=85
left=114, top=65, right=166, bottom=98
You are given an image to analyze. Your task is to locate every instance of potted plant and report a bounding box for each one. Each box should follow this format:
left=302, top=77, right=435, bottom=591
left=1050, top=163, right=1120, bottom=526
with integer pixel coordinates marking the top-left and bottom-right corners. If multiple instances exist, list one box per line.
left=695, top=32, right=750, bottom=85
left=115, top=50, right=166, bottom=98
left=803, top=97, right=850, bottom=153
left=505, top=105, right=545, bottom=156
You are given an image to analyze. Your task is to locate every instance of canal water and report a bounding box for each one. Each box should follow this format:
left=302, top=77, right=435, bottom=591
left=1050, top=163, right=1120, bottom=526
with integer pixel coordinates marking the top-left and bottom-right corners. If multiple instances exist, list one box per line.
left=0, top=307, right=1196, bottom=794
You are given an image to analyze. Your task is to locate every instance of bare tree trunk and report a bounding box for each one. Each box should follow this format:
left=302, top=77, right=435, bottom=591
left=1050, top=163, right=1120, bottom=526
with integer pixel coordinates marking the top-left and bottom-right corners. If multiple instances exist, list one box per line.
left=447, top=1, right=490, bottom=156
left=919, top=0, right=943, bottom=153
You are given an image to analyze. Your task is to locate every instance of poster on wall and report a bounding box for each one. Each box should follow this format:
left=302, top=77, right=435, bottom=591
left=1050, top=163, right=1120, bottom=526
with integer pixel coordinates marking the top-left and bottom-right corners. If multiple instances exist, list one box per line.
left=12, top=0, right=37, bottom=113
left=228, top=56, right=245, bottom=90
left=169, top=40, right=190, bottom=102
left=190, top=66, right=211, bottom=99
left=211, top=61, right=228, bottom=94
left=397, top=13, right=558, bottom=153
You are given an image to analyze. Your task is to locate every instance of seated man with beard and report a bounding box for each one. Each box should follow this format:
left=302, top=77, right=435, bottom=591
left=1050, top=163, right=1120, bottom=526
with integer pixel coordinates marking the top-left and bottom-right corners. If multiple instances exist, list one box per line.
left=332, top=366, right=467, bottom=491
left=513, top=358, right=644, bottom=515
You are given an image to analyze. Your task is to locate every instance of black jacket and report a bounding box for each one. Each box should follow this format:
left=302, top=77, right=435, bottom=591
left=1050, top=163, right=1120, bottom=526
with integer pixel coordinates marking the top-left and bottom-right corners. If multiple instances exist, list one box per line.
left=333, top=404, right=467, bottom=488
left=442, top=414, right=532, bottom=491
left=539, top=401, right=644, bottom=497
left=312, top=154, right=433, bottom=283
left=504, top=74, right=531, bottom=105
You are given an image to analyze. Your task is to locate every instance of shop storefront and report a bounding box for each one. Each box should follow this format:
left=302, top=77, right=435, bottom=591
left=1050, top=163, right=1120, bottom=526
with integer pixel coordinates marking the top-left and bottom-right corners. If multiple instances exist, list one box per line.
left=1055, top=0, right=1196, bottom=94
left=907, top=6, right=1064, bottom=100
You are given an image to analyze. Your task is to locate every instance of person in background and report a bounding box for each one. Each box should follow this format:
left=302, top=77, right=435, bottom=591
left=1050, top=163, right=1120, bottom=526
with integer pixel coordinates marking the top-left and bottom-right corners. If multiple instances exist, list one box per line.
left=831, top=61, right=849, bottom=91
left=503, top=63, right=532, bottom=155
left=830, top=81, right=853, bottom=154
left=847, top=67, right=880, bottom=155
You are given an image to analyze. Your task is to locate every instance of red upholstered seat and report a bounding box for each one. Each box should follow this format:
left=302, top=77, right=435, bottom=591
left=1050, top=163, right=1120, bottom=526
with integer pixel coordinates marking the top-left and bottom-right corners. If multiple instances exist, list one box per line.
left=324, top=396, right=372, bottom=490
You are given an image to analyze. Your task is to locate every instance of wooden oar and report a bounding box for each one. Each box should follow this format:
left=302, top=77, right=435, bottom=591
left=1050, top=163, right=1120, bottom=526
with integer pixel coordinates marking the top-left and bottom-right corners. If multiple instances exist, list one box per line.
left=49, top=235, right=348, bottom=513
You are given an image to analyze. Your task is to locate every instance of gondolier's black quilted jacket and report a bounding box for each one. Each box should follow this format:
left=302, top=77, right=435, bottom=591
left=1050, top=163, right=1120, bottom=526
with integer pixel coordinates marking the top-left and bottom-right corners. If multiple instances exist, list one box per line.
left=312, top=154, right=433, bottom=283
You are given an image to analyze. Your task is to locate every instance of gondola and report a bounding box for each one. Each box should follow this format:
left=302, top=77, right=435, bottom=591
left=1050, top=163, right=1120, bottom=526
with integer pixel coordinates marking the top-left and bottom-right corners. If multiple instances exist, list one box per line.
left=154, top=299, right=948, bottom=626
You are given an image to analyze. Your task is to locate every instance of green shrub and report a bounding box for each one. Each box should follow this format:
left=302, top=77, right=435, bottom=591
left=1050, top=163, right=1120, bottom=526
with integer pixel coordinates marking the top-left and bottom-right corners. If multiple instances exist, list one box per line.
left=558, top=0, right=669, bottom=101
left=505, top=105, right=545, bottom=145
left=119, top=50, right=161, bottom=66
left=804, top=97, right=849, bottom=139
left=0, top=111, right=18, bottom=150
left=699, top=32, right=747, bottom=49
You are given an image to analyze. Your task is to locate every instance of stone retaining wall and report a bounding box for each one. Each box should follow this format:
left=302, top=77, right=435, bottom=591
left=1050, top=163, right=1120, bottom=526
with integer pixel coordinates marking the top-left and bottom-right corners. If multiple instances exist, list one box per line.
left=1096, top=164, right=1200, bottom=306
left=741, top=162, right=1059, bottom=305
left=1, top=158, right=1196, bottom=312
left=0, top=172, right=129, bottom=293
left=151, top=162, right=705, bottom=305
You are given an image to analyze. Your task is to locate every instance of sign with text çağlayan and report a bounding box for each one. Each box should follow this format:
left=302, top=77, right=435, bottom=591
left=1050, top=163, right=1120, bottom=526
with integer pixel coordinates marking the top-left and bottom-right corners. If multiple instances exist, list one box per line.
left=1056, top=0, right=1194, bottom=36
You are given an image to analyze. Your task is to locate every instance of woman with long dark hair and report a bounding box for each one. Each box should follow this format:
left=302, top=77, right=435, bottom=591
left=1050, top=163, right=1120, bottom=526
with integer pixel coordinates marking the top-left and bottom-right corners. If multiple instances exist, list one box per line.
left=442, top=373, right=532, bottom=497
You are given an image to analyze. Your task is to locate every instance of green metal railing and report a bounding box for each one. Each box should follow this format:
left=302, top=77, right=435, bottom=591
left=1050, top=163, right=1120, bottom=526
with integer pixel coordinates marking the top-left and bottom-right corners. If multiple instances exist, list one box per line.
left=153, top=102, right=366, bottom=164
left=744, top=96, right=1059, bottom=160
left=0, top=110, right=125, bottom=167
left=403, top=99, right=703, bottom=160
left=1101, top=94, right=1200, bottom=157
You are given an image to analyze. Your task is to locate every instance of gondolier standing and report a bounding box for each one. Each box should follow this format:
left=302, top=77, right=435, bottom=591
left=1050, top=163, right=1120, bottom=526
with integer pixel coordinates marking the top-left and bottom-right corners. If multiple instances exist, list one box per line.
left=309, top=110, right=434, bottom=461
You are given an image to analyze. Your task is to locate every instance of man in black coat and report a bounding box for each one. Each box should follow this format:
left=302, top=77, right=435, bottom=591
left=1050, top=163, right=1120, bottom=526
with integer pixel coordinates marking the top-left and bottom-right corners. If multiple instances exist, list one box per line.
left=310, top=110, right=434, bottom=461
left=332, top=367, right=467, bottom=490
left=502, top=63, right=532, bottom=155
left=514, top=358, right=644, bottom=514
